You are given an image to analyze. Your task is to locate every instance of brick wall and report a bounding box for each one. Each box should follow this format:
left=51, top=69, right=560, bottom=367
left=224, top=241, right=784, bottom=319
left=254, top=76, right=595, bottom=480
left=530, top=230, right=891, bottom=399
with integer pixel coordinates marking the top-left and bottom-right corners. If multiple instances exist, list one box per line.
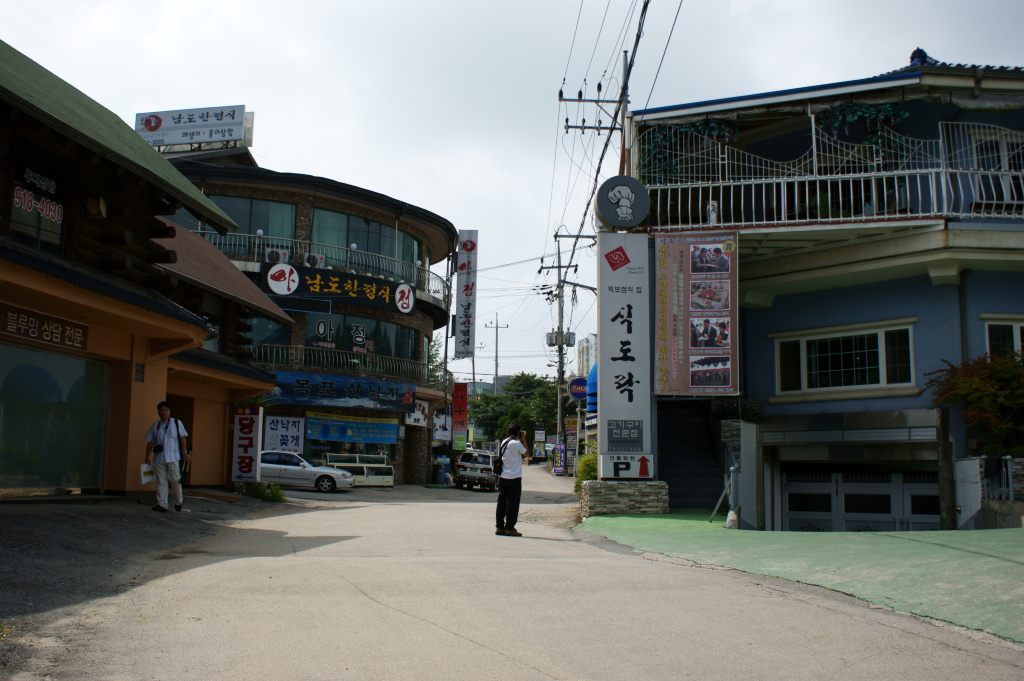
left=580, top=480, right=670, bottom=518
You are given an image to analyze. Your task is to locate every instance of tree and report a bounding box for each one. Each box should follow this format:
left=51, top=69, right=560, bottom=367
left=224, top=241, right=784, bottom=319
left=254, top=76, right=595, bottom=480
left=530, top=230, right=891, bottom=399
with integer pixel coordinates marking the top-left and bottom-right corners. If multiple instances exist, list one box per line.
left=468, top=372, right=559, bottom=445
left=925, top=352, right=1024, bottom=457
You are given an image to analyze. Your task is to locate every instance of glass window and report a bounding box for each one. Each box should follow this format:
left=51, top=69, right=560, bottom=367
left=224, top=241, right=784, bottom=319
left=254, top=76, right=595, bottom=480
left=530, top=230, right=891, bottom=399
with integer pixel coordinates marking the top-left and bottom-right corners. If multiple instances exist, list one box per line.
left=986, top=322, right=1023, bottom=356
left=0, top=343, right=109, bottom=488
left=210, top=196, right=295, bottom=238
left=776, top=324, right=914, bottom=394
left=303, top=314, right=417, bottom=360
left=10, top=143, right=66, bottom=256
left=251, top=318, right=291, bottom=346
left=844, top=494, right=891, bottom=515
left=312, top=209, right=348, bottom=247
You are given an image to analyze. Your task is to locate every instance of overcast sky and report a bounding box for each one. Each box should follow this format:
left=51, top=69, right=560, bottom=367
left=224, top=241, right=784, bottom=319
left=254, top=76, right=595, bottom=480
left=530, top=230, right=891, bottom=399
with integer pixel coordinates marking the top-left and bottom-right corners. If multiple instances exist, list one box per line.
left=4, top=0, right=1023, bottom=383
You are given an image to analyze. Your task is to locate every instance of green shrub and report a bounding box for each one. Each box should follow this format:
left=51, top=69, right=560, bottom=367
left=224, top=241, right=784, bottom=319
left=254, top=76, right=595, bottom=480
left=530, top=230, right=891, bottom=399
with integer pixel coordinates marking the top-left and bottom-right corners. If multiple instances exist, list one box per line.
left=573, top=453, right=598, bottom=496
left=243, top=481, right=285, bottom=502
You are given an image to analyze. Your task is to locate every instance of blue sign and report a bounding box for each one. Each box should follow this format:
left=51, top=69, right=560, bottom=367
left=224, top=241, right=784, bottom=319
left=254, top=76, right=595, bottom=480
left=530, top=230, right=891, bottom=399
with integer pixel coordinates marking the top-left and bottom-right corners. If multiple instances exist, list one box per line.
left=267, top=372, right=415, bottom=413
left=567, top=377, right=589, bottom=400
left=306, top=416, right=399, bottom=444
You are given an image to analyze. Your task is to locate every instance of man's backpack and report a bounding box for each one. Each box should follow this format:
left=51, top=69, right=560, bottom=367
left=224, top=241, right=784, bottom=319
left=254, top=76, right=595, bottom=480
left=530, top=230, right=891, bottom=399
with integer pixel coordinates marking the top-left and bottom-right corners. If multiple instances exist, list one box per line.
left=495, top=439, right=510, bottom=478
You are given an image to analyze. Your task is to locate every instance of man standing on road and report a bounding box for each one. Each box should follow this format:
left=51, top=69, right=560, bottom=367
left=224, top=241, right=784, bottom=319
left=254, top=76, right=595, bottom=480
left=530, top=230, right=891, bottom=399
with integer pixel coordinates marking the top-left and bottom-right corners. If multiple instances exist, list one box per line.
left=144, top=401, right=190, bottom=513
left=495, top=422, right=529, bottom=536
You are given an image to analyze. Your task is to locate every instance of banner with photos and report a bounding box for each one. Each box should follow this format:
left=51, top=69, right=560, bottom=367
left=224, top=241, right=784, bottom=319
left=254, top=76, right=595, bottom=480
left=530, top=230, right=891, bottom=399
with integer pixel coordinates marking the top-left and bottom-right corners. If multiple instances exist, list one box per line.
left=654, top=232, right=738, bottom=396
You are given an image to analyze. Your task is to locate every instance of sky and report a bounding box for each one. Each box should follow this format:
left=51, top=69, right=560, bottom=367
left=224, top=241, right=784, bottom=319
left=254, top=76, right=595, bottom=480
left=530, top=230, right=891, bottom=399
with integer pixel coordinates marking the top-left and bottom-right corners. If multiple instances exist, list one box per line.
left=4, top=0, right=1023, bottom=384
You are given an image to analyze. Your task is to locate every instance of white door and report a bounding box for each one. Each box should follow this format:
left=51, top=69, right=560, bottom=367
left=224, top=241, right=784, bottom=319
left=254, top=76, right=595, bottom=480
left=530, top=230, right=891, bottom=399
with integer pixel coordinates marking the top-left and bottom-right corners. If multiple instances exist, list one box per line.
left=954, top=457, right=984, bottom=530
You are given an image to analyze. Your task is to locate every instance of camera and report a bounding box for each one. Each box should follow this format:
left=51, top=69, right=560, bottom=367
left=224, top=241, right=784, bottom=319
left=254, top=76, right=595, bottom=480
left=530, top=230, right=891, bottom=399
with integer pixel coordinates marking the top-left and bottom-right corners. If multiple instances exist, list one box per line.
left=153, top=445, right=164, bottom=454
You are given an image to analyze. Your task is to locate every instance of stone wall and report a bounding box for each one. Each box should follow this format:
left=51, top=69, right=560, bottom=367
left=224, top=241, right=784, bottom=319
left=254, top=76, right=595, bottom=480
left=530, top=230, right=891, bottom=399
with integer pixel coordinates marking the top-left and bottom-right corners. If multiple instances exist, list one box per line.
left=580, top=480, right=670, bottom=518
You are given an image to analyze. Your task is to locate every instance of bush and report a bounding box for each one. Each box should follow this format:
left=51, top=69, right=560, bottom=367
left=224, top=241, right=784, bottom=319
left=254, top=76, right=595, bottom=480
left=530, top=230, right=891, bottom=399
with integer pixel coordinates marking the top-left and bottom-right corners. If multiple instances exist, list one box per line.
left=573, top=453, right=598, bottom=496
left=243, top=481, right=285, bottom=502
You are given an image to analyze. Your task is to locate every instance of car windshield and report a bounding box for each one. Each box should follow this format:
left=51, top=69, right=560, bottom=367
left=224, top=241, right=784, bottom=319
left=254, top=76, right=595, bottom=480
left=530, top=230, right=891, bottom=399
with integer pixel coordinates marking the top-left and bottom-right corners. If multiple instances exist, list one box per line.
left=462, top=454, right=492, bottom=466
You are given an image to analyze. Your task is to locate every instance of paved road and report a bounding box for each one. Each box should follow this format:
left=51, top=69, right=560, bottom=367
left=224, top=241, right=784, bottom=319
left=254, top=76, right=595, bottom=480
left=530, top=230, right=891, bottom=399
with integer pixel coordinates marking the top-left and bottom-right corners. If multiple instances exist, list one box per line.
left=9, top=466, right=1024, bottom=680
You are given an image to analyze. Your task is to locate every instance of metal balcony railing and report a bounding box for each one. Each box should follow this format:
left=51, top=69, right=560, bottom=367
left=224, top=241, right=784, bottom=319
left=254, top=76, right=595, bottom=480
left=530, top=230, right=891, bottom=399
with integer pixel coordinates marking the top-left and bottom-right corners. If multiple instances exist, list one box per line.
left=193, top=228, right=450, bottom=304
left=250, top=344, right=454, bottom=393
left=636, top=121, right=1024, bottom=229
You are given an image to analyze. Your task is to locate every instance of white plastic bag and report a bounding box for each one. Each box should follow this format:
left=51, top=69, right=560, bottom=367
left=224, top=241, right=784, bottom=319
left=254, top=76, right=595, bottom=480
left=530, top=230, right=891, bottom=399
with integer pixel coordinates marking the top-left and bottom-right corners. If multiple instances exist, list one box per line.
left=139, top=463, right=155, bottom=485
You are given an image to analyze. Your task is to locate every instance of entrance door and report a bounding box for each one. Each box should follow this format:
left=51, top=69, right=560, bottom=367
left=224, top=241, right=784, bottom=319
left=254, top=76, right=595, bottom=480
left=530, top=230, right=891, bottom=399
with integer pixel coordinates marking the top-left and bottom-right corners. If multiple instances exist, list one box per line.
left=782, top=470, right=940, bottom=531
left=954, top=457, right=983, bottom=530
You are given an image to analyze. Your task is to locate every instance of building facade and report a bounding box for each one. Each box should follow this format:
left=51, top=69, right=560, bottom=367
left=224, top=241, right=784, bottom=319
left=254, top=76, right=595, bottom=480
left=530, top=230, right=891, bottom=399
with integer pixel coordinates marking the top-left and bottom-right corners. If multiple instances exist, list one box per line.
left=0, top=40, right=290, bottom=496
left=167, top=153, right=457, bottom=484
left=629, top=50, right=1024, bottom=530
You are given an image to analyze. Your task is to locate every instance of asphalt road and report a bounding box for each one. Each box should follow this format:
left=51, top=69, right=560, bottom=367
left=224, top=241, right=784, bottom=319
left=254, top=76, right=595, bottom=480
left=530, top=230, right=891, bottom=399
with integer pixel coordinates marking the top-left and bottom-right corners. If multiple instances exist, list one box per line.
left=3, top=466, right=1023, bottom=680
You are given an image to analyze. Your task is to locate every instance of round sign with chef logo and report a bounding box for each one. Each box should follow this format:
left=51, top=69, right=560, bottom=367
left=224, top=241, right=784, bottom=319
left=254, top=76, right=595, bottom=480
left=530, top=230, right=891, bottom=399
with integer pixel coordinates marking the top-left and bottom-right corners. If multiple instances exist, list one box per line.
left=266, top=264, right=299, bottom=295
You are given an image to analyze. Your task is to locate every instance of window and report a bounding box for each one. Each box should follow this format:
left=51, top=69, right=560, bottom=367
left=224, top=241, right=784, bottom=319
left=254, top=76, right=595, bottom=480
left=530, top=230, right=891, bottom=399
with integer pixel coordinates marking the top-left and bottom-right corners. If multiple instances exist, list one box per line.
left=304, top=313, right=419, bottom=360
left=312, top=208, right=348, bottom=246
left=210, top=196, right=295, bottom=238
left=776, top=324, right=914, bottom=394
left=986, top=321, right=1024, bottom=356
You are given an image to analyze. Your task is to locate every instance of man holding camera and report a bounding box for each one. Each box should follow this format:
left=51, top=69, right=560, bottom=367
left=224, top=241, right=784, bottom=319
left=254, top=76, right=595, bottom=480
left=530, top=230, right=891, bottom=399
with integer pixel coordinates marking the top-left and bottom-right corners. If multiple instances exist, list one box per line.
left=144, top=401, right=190, bottom=513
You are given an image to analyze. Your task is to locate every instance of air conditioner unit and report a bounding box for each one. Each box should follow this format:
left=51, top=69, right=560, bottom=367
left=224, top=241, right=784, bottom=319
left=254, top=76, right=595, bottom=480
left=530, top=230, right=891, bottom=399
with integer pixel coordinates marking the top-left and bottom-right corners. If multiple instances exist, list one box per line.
left=264, top=249, right=290, bottom=264
left=303, top=252, right=326, bottom=269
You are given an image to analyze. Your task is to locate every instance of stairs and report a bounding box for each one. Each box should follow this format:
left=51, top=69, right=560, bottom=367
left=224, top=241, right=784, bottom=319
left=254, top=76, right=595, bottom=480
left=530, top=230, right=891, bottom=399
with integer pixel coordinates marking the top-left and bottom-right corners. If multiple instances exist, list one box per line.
left=656, top=400, right=723, bottom=510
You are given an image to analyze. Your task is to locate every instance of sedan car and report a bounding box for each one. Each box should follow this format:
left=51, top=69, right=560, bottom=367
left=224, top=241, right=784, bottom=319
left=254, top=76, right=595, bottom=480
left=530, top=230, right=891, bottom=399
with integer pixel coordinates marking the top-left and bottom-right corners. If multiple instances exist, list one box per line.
left=259, top=451, right=354, bottom=493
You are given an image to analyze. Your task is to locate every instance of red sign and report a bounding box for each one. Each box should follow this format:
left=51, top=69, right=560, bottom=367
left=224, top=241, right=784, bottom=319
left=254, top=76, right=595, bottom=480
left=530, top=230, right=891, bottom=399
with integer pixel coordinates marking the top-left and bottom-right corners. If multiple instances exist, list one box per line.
left=604, top=246, right=630, bottom=271
left=0, top=302, right=87, bottom=350
left=452, top=383, right=468, bottom=431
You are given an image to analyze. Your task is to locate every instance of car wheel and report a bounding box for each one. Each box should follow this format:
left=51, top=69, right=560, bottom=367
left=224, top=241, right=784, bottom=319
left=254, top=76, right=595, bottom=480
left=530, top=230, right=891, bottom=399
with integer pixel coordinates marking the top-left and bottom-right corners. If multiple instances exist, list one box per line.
left=315, top=476, right=337, bottom=493
left=455, top=479, right=464, bottom=489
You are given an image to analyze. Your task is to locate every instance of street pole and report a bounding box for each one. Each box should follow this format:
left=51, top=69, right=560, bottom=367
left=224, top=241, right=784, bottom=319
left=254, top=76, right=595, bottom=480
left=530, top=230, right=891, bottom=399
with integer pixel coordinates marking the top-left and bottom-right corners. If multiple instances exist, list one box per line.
left=485, top=315, right=507, bottom=394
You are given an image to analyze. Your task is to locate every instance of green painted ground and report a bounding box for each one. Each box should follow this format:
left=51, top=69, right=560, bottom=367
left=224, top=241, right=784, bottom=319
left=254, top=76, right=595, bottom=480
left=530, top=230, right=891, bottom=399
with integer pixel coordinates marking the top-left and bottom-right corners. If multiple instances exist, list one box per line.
left=578, top=511, right=1024, bottom=643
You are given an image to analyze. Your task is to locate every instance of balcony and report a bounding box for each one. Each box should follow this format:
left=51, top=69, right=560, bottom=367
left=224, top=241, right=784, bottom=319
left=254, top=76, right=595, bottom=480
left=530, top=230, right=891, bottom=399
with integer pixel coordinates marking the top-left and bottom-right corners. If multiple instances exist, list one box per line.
left=192, top=228, right=450, bottom=306
left=636, top=122, right=1024, bottom=229
left=251, top=344, right=454, bottom=393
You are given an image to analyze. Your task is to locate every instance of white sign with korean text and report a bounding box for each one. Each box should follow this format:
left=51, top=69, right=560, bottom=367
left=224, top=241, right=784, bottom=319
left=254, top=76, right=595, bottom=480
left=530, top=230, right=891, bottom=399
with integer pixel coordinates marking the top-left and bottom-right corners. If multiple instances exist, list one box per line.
left=597, top=232, right=653, bottom=478
left=453, top=230, right=478, bottom=359
left=135, top=105, right=246, bottom=146
left=264, top=416, right=304, bottom=452
left=232, top=407, right=264, bottom=482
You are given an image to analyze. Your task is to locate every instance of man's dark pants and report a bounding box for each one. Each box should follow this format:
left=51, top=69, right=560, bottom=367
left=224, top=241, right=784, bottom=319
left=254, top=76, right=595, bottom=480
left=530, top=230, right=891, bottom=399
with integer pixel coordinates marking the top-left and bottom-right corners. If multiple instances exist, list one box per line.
left=495, top=477, right=522, bottom=530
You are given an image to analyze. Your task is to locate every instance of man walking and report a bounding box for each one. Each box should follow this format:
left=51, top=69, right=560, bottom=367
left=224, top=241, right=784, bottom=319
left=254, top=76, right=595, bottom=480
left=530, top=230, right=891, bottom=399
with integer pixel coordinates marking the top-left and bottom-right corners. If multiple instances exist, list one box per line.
left=495, top=422, right=529, bottom=536
left=144, top=401, right=191, bottom=512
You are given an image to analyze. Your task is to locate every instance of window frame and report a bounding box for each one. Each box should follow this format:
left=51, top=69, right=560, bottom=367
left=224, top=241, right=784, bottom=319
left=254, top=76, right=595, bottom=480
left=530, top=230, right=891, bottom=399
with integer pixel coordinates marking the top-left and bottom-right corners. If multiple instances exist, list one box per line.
left=772, top=318, right=917, bottom=398
left=982, top=315, right=1024, bottom=356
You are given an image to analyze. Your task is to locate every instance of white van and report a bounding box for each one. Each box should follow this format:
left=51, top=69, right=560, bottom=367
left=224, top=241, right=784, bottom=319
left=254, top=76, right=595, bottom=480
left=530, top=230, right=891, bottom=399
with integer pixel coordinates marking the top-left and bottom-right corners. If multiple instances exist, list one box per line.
left=323, top=453, right=395, bottom=486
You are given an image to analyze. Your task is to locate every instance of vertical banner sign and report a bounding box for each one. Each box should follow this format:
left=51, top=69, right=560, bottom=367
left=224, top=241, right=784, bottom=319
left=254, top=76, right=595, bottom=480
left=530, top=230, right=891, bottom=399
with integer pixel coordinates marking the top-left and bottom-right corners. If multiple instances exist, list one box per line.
left=452, top=382, right=468, bottom=451
left=654, top=232, right=738, bottom=396
left=232, top=407, right=263, bottom=482
left=453, top=230, right=479, bottom=359
left=597, top=232, right=653, bottom=479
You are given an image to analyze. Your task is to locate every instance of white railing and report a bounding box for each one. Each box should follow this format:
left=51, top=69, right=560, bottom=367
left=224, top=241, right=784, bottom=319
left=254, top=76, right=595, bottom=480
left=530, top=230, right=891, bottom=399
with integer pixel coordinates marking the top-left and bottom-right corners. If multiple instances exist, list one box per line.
left=637, top=122, right=1024, bottom=228
left=193, top=228, right=450, bottom=303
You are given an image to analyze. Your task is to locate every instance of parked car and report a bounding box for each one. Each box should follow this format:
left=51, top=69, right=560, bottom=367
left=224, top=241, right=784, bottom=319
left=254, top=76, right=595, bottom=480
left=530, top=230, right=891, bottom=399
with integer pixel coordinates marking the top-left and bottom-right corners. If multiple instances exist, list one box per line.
left=454, top=449, right=500, bottom=491
left=259, top=451, right=354, bottom=493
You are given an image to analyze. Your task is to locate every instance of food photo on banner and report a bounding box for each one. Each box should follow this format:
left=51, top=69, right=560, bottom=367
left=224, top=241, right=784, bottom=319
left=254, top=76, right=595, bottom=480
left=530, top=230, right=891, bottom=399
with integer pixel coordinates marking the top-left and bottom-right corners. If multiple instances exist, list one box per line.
left=654, top=232, right=738, bottom=396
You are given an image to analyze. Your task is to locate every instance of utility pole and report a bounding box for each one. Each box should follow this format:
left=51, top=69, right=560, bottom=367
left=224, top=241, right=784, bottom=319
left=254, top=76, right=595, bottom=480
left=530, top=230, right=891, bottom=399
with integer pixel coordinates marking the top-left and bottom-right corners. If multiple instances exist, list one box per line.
left=484, top=315, right=507, bottom=394
left=541, top=233, right=596, bottom=472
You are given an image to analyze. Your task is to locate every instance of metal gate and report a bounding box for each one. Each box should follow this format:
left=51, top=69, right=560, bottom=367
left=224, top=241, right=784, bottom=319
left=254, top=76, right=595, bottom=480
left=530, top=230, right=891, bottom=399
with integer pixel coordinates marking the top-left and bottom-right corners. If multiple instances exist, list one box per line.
left=782, top=471, right=940, bottom=531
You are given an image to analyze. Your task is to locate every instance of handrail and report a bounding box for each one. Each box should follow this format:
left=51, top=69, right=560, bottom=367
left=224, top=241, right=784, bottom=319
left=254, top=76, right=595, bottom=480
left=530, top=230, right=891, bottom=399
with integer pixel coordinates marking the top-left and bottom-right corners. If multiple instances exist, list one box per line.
left=637, top=121, right=1024, bottom=229
left=250, top=344, right=453, bottom=393
left=193, top=228, right=450, bottom=303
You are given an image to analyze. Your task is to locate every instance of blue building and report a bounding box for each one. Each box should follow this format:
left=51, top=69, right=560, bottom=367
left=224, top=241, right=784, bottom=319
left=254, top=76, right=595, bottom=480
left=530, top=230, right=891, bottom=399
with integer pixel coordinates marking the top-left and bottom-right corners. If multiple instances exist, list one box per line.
left=630, top=50, right=1024, bottom=530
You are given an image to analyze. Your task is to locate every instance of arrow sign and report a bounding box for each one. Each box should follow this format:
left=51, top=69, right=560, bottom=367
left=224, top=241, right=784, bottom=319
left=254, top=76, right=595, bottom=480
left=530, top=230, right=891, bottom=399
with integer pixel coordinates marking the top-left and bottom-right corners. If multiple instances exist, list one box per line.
left=638, top=456, right=650, bottom=477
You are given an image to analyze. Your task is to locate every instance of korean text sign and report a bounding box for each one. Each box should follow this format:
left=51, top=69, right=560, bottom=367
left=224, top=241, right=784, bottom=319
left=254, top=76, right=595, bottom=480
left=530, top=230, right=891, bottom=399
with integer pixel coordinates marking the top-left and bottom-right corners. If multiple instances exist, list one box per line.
left=232, top=407, right=263, bottom=482
left=453, top=231, right=478, bottom=359
left=596, top=232, right=653, bottom=479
